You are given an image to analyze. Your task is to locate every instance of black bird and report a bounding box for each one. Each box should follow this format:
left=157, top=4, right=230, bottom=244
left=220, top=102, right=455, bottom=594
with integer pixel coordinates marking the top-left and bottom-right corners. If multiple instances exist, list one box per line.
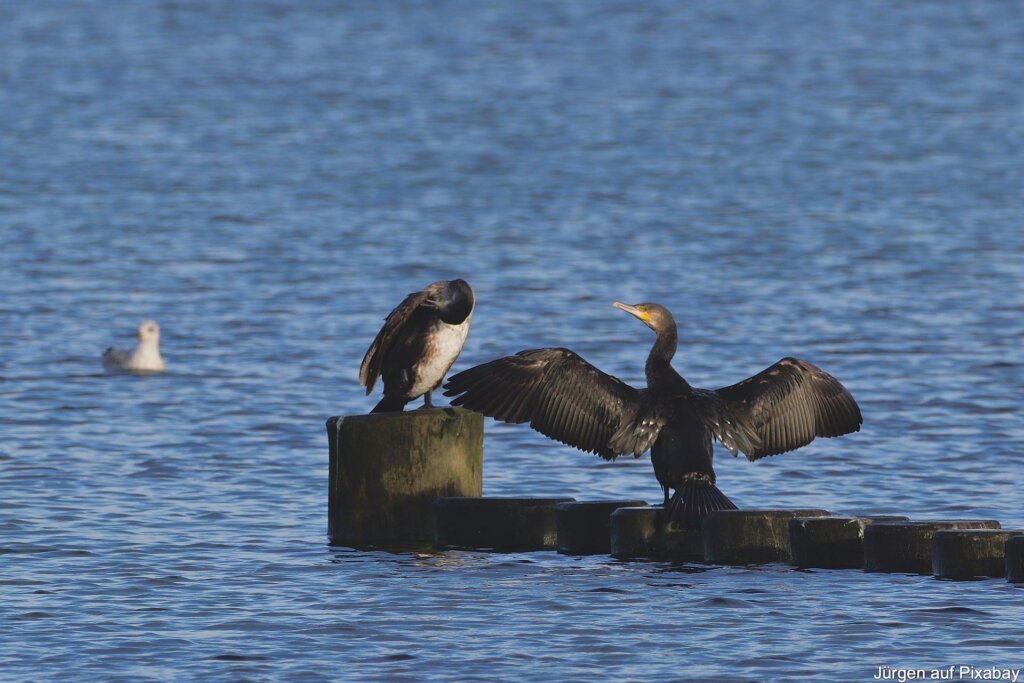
left=360, top=279, right=475, bottom=413
left=443, top=301, right=862, bottom=527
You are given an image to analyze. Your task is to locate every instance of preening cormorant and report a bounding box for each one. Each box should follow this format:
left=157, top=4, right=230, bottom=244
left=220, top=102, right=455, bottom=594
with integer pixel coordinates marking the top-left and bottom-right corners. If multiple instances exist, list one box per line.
left=102, top=320, right=165, bottom=373
left=360, top=279, right=474, bottom=413
left=443, top=301, right=862, bottom=527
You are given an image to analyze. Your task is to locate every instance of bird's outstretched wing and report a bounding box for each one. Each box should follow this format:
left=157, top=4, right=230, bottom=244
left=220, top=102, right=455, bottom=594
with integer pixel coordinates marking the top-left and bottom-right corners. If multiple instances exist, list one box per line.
left=714, top=357, right=863, bottom=460
left=689, top=388, right=762, bottom=457
left=358, top=288, right=433, bottom=394
left=443, top=348, right=659, bottom=460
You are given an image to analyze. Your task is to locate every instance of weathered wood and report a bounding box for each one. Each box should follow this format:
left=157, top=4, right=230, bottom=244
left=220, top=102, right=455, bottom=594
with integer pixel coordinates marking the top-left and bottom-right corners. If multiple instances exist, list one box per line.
left=932, top=529, right=1024, bottom=580
left=1006, top=536, right=1024, bottom=583
left=789, top=516, right=908, bottom=569
left=609, top=506, right=703, bottom=561
left=556, top=500, right=648, bottom=555
left=863, top=520, right=1001, bottom=574
left=703, top=509, right=831, bottom=565
left=433, top=497, right=573, bottom=551
left=327, top=408, right=483, bottom=545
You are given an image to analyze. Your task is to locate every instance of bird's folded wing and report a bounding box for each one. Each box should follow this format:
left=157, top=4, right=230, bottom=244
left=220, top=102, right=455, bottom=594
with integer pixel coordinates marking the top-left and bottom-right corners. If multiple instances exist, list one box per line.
left=714, top=357, right=863, bottom=460
left=358, top=289, right=432, bottom=394
left=443, top=348, right=650, bottom=459
left=101, top=347, right=130, bottom=370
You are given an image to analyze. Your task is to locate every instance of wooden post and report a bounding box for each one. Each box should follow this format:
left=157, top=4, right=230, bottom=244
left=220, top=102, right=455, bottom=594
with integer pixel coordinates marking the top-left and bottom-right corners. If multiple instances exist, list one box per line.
left=327, top=408, right=483, bottom=546
left=789, top=516, right=908, bottom=569
left=702, top=509, right=831, bottom=565
left=863, top=520, right=1001, bottom=574
left=609, top=506, right=704, bottom=561
left=931, top=529, right=1024, bottom=579
left=556, top=500, right=648, bottom=555
left=1006, top=536, right=1024, bottom=583
left=432, top=497, right=573, bottom=551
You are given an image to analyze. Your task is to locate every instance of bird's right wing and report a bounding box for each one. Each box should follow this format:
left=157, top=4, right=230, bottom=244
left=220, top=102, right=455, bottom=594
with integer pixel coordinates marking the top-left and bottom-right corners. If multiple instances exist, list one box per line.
left=358, top=289, right=432, bottom=394
left=443, top=348, right=658, bottom=460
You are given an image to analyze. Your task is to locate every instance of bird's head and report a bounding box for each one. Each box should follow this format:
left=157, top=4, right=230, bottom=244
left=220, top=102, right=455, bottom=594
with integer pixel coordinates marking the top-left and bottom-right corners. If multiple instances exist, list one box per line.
left=137, top=320, right=160, bottom=343
left=613, top=301, right=676, bottom=334
left=430, top=279, right=475, bottom=325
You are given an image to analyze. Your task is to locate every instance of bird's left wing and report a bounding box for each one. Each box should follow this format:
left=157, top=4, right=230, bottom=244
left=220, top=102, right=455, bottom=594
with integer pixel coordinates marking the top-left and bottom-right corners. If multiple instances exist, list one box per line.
left=714, top=357, right=863, bottom=460
left=443, top=348, right=658, bottom=460
left=358, top=288, right=433, bottom=394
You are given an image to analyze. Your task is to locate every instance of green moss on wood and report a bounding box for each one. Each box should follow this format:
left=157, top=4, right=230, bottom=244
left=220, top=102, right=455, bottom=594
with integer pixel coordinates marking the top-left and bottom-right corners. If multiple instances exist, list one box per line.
left=327, top=408, right=483, bottom=544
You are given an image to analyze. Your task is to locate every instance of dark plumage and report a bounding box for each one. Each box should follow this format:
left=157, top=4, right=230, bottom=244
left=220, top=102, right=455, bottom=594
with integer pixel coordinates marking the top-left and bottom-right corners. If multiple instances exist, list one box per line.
left=360, top=279, right=474, bottom=413
left=444, top=301, right=862, bottom=527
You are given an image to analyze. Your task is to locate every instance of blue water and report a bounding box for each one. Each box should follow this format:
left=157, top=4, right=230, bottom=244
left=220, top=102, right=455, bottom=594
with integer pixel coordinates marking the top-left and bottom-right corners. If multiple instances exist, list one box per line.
left=2, top=1, right=1023, bottom=680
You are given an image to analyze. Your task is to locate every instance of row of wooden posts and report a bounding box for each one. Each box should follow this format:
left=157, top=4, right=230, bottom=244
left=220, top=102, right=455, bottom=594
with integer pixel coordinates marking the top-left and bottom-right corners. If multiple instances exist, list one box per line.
left=327, top=409, right=1024, bottom=583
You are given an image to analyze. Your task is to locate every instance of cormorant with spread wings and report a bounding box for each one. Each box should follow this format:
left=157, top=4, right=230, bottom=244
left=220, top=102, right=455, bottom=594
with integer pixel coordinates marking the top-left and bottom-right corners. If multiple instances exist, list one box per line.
left=443, top=301, right=862, bottom=527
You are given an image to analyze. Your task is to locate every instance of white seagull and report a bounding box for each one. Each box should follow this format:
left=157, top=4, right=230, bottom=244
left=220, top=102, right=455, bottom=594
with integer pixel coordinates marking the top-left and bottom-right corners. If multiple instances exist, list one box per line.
left=102, top=320, right=166, bottom=373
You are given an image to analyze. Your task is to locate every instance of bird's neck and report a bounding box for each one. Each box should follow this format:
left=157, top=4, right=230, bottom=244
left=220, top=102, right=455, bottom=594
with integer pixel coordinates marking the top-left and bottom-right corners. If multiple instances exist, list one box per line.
left=134, top=339, right=163, bottom=362
left=645, top=328, right=688, bottom=391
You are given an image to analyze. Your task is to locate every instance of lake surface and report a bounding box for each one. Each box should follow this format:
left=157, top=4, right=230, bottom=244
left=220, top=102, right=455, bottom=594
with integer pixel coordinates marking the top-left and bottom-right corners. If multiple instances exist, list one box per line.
left=1, top=1, right=1022, bottom=680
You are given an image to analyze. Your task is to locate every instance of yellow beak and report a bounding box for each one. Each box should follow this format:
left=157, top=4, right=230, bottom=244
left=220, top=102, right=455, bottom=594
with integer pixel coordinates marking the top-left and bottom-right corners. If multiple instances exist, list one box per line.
left=613, top=301, right=650, bottom=323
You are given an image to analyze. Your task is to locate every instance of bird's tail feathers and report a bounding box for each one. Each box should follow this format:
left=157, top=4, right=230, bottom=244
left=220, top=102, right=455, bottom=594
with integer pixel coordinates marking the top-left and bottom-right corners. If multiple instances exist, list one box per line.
left=371, top=395, right=410, bottom=413
left=668, top=476, right=737, bottom=529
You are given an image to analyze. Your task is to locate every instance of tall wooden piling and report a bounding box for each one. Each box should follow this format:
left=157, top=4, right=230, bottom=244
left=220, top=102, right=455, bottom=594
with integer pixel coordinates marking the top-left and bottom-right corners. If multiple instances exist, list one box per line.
left=327, top=408, right=483, bottom=546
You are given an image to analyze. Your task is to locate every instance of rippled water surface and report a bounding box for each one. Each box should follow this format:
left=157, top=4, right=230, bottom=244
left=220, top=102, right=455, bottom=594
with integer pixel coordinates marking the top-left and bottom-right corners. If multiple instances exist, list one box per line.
left=2, top=1, right=1023, bottom=681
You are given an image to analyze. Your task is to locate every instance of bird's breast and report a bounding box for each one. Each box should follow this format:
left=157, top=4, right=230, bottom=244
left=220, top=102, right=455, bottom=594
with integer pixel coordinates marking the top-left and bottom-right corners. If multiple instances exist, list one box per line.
left=409, top=314, right=471, bottom=396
